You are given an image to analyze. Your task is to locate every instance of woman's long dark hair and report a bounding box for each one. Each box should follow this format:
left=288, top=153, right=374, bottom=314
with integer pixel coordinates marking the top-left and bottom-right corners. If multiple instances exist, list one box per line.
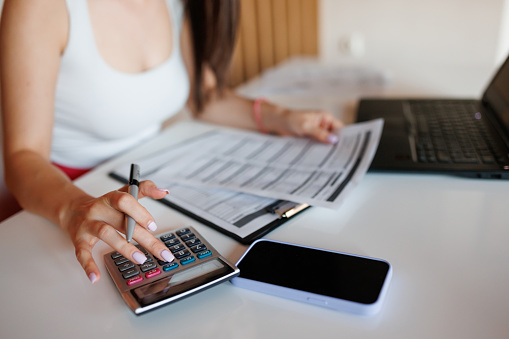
left=183, top=0, right=240, bottom=113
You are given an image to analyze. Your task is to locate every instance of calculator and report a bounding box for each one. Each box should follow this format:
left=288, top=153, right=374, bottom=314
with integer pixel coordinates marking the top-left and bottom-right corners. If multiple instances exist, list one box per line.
left=104, top=226, right=240, bottom=315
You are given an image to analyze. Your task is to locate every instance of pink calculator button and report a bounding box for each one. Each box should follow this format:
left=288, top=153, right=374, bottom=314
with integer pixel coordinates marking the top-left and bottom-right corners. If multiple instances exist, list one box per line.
left=126, top=275, right=143, bottom=286
left=145, top=268, right=161, bottom=279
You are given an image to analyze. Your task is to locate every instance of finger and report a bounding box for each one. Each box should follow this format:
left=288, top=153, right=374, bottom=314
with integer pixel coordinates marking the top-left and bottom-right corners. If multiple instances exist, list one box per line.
left=329, top=116, right=344, bottom=130
left=138, top=180, right=169, bottom=200
left=118, top=180, right=169, bottom=200
left=133, top=226, right=175, bottom=263
left=91, top=220, right=151, bottom=265
left=317, top=112, right=344, bottom=131
left=74, top=239, right=101, bottom=284
left=105, top=190, right=158, bottom=232
left=306, top=125, right=332, bottom=143
left=295, top=115, right=335, bottom=143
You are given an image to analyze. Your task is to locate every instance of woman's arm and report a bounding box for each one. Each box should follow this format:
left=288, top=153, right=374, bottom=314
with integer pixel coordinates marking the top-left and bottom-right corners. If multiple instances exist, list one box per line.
left=180, top=17, right=343, bottom=143
left=0, top=0, right=173, bottom=283
left=1, top=0, right=69, bottom=221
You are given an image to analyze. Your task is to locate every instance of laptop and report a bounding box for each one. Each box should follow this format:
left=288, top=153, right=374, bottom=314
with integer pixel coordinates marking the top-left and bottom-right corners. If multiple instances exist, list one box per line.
left=356, top=55, right=509, bottom=179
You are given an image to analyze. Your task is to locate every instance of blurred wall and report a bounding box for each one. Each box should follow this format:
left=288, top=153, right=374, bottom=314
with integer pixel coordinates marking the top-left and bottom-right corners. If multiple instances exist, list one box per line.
left=320, top=0, right=505, bottom=70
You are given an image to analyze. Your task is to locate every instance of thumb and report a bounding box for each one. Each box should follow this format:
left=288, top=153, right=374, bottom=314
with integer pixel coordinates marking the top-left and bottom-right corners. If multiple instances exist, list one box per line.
left=305, top=125, right=338, bottom=144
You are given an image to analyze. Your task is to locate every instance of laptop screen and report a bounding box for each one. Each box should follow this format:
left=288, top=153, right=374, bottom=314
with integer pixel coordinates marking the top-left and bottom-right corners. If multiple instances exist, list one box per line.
left=484, top=56, right=509, bottom=135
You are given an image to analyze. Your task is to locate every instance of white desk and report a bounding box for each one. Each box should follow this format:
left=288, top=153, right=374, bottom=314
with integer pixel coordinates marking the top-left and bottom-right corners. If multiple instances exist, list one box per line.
left=2, top=63, right=509, bottom=338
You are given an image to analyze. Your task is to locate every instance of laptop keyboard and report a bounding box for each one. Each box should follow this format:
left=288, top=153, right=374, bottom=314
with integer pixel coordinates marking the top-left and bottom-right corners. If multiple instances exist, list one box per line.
left=407, top=100, right=507, bottom=165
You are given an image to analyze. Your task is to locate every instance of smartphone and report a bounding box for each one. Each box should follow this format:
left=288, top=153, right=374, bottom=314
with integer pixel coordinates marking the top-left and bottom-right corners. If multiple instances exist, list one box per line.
left=231, top=239, right=392, bottom=315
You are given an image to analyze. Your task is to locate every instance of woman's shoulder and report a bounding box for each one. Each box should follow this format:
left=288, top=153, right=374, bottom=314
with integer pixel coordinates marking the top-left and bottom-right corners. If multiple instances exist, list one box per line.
left=1, top=0, right=68, bottom=54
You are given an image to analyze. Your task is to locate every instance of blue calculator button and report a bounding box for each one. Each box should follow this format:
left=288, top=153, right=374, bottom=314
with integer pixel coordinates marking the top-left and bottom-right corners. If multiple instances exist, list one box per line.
left=163, top=262, right=179, bottom=271
left=197, top=250, right=212, bottom=259
left=180, top=256, right=195, bottom=265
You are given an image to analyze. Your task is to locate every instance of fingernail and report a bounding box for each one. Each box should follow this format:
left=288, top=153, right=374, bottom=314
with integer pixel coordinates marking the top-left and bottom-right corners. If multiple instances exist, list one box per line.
left=89, top=272, right=98, bottom=284
left=156, top=187, right=170, bottom=194
left=133, top=251, right=147, bottom=265
left=327, top=134, right=339, bottom=144
left=161, top=249, right=175, bottom=263
left=147, top=221, right=157, bottom=231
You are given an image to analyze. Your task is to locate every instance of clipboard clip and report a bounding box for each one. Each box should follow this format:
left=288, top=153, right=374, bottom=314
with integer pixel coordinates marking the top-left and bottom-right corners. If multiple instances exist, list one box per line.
left=266, top=201, right=310, bottom=219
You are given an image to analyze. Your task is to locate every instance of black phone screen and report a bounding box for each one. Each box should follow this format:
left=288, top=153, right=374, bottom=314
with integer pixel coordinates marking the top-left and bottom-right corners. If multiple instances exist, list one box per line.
left=237, top=241, right=391, bottom=304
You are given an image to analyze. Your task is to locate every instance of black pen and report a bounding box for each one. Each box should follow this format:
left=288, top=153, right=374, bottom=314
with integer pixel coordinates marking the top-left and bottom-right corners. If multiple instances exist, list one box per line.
left=126, top=163, right=140, bottom=243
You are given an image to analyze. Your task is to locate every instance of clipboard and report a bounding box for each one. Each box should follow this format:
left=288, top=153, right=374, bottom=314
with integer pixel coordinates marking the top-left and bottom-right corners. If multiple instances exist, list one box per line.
left=109, top=172, right=310, bottom=244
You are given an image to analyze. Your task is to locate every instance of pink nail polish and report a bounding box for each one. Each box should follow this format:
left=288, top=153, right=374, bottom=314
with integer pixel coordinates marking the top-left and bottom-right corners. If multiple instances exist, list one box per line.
left=89, top=272, right=98, bottom=284
left=327, top=134, right=339, bottom=144
left=133, top=251, right=147, bottom=265
left=161, top=250, right=175, bottom=263
left=148, top=221, right=157, bottom=231
left=156, top=187, right=170, bottom=194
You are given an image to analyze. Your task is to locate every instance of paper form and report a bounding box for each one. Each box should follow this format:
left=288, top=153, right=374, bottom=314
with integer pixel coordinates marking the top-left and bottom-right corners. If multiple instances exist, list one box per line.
left=116, top=119, right=383, bottom=210
left=154, top=183, right=284, bottom=238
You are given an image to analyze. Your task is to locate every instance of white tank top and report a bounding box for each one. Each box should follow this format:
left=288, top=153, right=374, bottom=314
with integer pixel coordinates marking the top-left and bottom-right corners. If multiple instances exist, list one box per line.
left=51, top=0, right=190, bottom=169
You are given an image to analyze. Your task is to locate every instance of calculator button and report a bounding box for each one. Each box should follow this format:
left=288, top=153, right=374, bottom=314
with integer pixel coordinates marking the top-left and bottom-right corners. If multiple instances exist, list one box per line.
left=135, top=245, right=149, bottom=255
left=126, top=275, right=143, bottom=286
left=140, top=262, right=157, bottom=272
left=180, top=256, right=195, bottom=265
left=163, top=262, right=179, bottom=271
left=164, top=238, right=180, bottom=247
left=174, top=249, right=190, bottom=259
left=122, top=268, right=140, bottom=279
left=114, top=257, right=130, bottom=266
left=179, top=233, right=196, bottom=241
left=110, top=251, right=122, bottom=259
left=176, top=228, right=191, bottom=237
left=185, top=238, right=201, bottom=247
left=160, top=233, right=175, bottom=242
left=191, top=244, right=207, bottom=253
left=145, top=268, right=161, bottom=279
left=118, top=262, right=135, bottom=272
left=169, top=244, right=186, bottom=253
left=197, top=250, right=212, bottom=259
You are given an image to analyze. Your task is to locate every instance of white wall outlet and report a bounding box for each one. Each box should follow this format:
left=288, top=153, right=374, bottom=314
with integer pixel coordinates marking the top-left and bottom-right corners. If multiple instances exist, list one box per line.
left=338, top=32, right=365, bottom=58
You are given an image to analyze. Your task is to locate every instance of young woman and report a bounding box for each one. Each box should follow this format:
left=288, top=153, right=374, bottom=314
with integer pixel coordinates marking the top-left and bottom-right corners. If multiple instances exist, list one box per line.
left=0, top=0, right=343, bottom=284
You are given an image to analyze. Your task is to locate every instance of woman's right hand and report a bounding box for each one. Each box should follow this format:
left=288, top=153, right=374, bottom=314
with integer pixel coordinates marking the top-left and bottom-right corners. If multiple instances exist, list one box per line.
left=60, top=180, right=175, bottom=284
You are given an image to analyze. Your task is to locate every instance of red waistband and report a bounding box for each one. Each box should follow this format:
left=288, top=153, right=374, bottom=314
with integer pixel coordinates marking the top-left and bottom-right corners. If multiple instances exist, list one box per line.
left=53, top=163, right=91, bottom=180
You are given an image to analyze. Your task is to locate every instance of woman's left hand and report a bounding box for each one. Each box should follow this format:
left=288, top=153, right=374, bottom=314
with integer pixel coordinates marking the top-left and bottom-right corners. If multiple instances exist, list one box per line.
left=264, top=106, right=344, bottom=144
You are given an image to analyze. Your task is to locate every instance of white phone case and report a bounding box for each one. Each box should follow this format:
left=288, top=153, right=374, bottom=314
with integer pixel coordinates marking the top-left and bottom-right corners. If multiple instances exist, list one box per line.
left=231, top=239, right=392, bottom=315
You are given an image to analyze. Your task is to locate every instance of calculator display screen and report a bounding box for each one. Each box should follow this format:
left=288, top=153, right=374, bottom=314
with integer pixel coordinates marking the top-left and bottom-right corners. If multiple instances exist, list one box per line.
left=132, top=259, right=234, bottom=306
left=236, top=241, right=390, bottom=304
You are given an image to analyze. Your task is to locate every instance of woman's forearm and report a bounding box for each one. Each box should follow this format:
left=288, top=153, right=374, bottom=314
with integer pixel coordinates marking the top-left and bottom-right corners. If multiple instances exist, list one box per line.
left=195, top=89, right=258, bottom=130
left=5, top=150, right=90, bottom=231
left=194, top=88, right=343, bottom=143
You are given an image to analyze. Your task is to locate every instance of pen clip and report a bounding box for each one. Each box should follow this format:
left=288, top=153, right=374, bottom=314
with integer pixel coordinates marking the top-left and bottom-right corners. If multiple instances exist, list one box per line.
left=129, top=163, right=141, bottom=186
left=266, top=201, right=309, bottom=219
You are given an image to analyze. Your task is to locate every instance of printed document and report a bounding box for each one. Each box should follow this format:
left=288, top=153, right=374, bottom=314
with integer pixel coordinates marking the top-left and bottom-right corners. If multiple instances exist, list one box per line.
left=112, top=119, right=382, bottom=239
left=117, top=119, right=383, bottom=208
